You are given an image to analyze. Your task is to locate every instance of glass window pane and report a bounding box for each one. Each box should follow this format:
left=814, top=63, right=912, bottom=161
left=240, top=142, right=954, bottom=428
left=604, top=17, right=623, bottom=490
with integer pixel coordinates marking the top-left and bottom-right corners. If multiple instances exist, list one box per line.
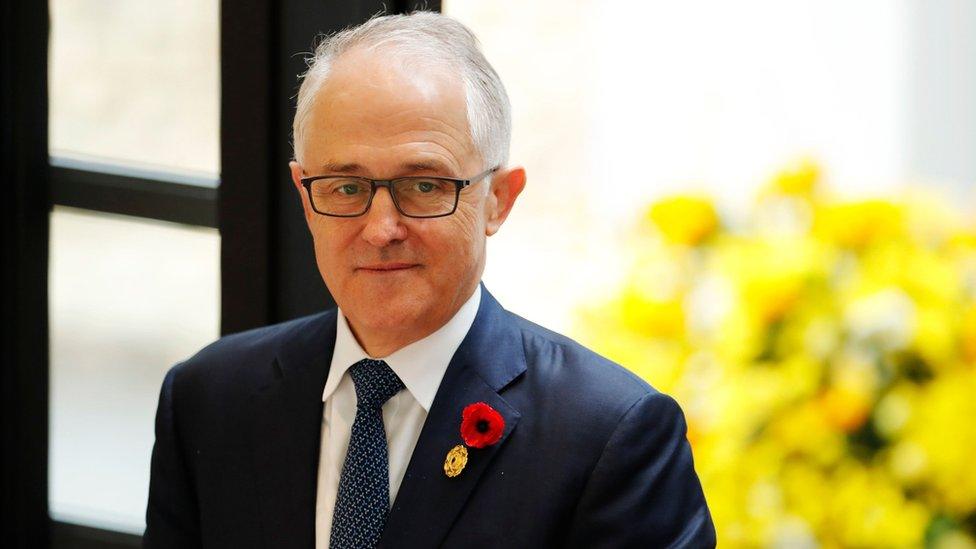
left=49, top=0, right=220, bottom=176
left=48, top=206, right=220, bottom=533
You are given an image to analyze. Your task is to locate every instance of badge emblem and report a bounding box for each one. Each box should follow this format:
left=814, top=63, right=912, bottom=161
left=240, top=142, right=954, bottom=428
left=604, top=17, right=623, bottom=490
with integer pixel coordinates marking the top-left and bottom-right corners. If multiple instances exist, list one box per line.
left=443, top=444, right=468, bottom=478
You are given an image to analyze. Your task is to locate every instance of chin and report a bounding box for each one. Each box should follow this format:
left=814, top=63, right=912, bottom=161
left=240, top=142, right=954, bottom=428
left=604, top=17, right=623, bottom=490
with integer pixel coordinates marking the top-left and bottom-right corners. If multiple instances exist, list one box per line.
left=344, top=288, right=430, bottom=327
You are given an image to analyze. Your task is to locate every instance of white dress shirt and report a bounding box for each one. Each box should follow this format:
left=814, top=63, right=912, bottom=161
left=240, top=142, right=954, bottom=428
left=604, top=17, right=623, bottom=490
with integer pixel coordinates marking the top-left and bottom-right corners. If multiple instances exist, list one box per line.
left=314, top=284, right=482, bottom=548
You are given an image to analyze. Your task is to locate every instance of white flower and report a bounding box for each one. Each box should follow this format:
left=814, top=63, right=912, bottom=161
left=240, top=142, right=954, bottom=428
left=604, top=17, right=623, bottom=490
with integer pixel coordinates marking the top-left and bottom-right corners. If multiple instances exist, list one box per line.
left=843, top=288, right=917, bottom=352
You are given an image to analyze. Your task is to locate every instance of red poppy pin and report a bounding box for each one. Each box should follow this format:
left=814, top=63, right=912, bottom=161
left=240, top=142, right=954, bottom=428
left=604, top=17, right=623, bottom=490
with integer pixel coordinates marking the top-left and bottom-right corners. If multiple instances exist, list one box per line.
left=444, top=401, right=505, bottom=478
left=461, top=401, right=505, bottom=448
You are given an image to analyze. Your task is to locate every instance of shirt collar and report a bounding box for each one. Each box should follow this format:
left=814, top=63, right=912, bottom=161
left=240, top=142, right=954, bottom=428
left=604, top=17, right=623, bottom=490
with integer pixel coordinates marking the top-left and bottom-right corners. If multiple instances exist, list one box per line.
left=322, top=283, right=482, bottom=412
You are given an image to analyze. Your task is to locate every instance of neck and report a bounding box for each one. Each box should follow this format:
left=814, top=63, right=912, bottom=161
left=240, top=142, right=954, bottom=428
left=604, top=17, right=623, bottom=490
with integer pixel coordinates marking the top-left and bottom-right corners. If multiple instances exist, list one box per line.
left=344, top=282, right=479, bottom=358
left=347, top=321, right=436, bottom=358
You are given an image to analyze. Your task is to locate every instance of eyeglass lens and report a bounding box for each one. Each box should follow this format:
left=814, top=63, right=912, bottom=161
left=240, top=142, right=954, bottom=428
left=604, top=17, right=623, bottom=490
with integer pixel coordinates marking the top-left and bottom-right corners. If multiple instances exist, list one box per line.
left=308, top=177, right=457, bottom=217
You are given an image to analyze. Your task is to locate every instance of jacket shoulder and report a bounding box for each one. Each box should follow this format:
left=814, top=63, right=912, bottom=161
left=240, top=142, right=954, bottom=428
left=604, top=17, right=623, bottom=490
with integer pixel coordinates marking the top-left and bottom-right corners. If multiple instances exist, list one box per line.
left=169, top=309, right=336, bottom=392
left=505, top=310, right=660, bottom=408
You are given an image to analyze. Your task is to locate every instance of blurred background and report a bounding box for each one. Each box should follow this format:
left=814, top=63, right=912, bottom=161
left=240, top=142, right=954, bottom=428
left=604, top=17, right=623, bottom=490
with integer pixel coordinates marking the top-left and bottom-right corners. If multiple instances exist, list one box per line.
left=10, top=0, right=973, bottom=546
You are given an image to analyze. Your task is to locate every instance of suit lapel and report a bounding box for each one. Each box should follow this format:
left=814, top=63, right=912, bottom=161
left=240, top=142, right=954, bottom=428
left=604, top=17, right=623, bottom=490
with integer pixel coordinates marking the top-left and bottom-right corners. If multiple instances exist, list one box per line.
left=379, top=284, right=527, bottom=548
left=249, top=310, right=337, bottom=549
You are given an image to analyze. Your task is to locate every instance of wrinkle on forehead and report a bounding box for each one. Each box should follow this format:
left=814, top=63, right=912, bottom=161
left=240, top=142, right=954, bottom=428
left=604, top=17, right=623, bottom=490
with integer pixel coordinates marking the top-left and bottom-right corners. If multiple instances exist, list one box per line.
left=302, top=47, right=480, bottom=175
left=319, top=143, right=464, bottom=179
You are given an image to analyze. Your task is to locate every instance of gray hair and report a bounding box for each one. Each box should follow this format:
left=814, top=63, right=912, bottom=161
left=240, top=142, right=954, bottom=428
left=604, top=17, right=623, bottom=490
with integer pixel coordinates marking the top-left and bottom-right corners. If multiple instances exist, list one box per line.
left=291, top=11, right=512, bottom=177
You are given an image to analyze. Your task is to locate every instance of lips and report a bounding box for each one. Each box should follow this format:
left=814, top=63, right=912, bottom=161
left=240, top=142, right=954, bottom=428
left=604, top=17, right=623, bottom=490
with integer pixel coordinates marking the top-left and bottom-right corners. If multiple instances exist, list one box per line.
left=358, top=262, right=418, bottom=272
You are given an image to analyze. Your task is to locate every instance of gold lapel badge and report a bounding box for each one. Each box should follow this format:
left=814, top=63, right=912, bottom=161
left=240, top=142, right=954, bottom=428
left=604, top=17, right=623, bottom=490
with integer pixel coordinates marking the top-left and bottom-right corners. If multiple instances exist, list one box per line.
left=444, top=444, right=469, bottom=478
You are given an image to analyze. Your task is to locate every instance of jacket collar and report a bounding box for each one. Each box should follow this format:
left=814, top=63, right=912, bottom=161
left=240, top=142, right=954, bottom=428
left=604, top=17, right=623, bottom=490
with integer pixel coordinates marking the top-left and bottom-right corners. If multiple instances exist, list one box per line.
left=249, top=308, right=336, bottom=548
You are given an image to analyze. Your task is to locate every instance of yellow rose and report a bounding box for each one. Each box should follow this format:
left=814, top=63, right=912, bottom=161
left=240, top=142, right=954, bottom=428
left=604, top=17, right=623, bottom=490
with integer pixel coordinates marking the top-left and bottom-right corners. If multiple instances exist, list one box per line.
left=647, top=195, right=720, bottom=246
left=766, top=158, right=821, bottom=196
left=814, top=199, right=906, bottom=250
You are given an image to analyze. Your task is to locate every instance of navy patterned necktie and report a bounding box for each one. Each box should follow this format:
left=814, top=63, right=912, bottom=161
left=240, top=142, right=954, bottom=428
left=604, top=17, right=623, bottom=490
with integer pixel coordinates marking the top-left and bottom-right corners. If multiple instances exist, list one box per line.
left=330, top=358, right=406, bottom=549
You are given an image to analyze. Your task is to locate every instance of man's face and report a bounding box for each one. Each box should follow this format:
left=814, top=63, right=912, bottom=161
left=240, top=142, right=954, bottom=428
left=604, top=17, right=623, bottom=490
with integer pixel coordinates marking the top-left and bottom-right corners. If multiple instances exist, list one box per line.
left=289, top=48, right=523, bottom=349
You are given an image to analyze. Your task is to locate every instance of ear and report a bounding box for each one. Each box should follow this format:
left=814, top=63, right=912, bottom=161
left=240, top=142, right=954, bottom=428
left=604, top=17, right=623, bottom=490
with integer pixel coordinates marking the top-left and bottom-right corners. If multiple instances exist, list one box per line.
left=289, top=160, right=314, bottom=225
left=485, top=166, right=526, bottom=236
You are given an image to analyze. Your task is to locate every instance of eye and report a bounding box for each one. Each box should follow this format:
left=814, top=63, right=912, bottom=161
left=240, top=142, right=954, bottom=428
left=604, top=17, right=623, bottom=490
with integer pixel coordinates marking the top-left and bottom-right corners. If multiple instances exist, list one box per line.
left=337, top=183, right=362, bottom=196
left=407, top=179, right=450, bottom=194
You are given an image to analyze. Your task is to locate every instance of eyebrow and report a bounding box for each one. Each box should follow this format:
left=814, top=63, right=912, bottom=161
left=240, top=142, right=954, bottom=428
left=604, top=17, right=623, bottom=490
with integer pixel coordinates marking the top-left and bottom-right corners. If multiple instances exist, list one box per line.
left=318, top=162, right=361, bottom=174
left=315, top=160, right=456, bottom=177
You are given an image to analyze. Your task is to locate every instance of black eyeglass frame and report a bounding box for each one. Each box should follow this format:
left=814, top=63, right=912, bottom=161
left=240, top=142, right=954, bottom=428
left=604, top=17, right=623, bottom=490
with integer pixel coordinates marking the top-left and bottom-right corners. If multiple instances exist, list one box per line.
left=300, top=166, right=499, bottom=218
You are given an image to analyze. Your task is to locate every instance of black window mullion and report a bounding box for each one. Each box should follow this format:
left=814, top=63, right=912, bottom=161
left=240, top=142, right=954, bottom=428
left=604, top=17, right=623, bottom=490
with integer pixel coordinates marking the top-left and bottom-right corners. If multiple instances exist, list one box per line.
left=50, top=157, right=219, bottom=228
left=2, top=0, right=51, bottom=545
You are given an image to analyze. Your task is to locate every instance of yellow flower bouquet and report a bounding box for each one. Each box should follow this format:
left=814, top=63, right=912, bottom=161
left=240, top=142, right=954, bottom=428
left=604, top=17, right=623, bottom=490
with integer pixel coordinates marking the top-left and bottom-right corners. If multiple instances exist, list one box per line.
left=575, top=161, right=976, bottom=548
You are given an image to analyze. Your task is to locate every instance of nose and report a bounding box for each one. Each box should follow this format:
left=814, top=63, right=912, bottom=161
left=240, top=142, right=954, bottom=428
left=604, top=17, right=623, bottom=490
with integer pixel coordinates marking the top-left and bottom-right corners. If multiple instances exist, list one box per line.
left=360, top=186, right=408, bottom=247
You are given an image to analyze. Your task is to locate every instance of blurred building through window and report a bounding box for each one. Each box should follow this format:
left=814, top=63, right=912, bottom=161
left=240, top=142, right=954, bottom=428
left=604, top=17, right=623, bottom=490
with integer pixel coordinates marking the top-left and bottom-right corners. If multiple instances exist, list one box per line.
left=48, top=207, right=219, bottom=533
left=49, top=0, right=219, bottom=176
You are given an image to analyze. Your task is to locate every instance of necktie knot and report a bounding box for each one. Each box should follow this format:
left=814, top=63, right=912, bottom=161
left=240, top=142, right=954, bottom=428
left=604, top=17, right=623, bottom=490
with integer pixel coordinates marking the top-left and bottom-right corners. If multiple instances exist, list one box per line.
left=348, top=358, right=405, bottom=412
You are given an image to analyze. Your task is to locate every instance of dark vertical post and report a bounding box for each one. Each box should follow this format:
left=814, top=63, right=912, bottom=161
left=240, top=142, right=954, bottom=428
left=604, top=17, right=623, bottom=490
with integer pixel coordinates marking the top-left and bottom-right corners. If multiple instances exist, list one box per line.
left=219, top=1, right=277, bottom=335
left=1, top=0, right=51, bottom=546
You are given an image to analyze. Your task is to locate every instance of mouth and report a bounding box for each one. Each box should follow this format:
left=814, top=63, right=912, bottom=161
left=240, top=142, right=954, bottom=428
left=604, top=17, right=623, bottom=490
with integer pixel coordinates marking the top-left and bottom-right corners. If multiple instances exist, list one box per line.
left=357, top=263, right=420, bottom=273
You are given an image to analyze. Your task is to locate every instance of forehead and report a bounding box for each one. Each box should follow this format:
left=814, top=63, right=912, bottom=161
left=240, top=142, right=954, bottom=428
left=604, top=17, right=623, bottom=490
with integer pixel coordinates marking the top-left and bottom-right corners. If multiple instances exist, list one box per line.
left=303, top=47, right=477, bottom=172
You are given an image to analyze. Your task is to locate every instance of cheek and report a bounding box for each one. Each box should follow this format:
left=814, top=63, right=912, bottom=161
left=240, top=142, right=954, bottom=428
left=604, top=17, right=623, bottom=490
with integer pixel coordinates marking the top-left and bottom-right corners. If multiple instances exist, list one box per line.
left=309, top=220, right=351, bottom=262
left=424, top=203, right=484, bottom=266
left=449, top=199, right=485, bottom=239
left=308, top=219, right=330, bottom=247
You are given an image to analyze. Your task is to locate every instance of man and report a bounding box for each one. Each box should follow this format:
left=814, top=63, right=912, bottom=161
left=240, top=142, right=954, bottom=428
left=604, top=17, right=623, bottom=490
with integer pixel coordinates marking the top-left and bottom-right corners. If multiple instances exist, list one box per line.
left=144, top=11, right=715, bottom=549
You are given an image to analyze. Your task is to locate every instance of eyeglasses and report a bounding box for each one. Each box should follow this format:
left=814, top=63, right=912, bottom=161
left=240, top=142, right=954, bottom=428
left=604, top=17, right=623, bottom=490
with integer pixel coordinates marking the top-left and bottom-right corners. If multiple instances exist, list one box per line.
left=300, top=166, right=498, bottom=218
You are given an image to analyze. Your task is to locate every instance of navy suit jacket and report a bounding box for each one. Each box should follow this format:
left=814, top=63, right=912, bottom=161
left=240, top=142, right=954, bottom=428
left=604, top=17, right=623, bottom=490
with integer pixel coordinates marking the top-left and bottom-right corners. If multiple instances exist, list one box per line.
left=144, top=282, right=716, bottom=548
